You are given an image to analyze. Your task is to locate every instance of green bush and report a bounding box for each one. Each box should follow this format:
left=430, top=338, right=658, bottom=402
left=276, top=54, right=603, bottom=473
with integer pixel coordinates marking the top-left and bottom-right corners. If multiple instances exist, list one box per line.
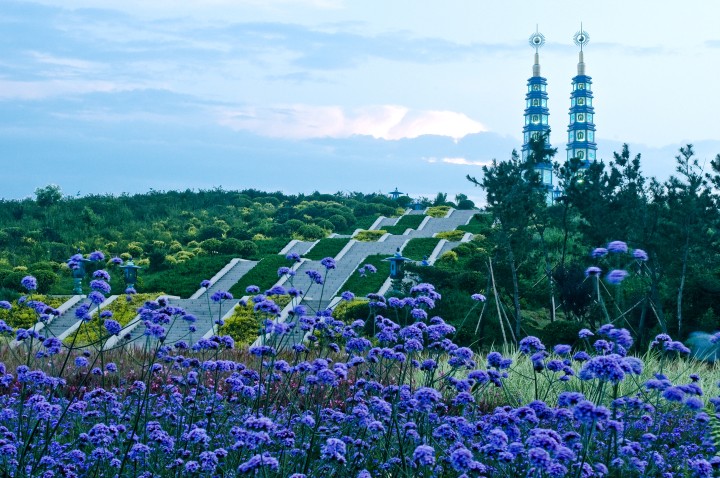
left=435, top=230, right=465, bottom=241
left=304, top=238, right=351, bottom=260
left=0, top=295, right=66, bottom=329
left=2, top=271, right=29, bottom=292
left=456, top=199, right=475, bottom=210
left=296, top=223, right=327, bottom=241
left=354, top=230, right=386, bottom=242
left=221, top=295, right=291, bottom=345
left=30, top=269, right=59, bottom=294
left=327, top=214, right=348, bottom=231
left=332, top=298, right=370, bottom=324
left=66, top=293, right=159, bottom=346
left=426, top=206, right=451, bottom=218
left=436, top=250, right=459, bottom=265
left=218, top=238, right=259, bottom=258
left=200, top=238, right=223, bottom=254
left=401, top=238, right=440, bottom=261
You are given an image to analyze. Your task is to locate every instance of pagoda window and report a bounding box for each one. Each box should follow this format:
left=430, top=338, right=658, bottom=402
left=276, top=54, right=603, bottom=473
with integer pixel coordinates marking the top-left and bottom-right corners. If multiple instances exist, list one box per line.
left=577, top=97, right=585, bottom=106
left=532, top=99, right=539, bottom=106
left=576, top=150, right=585, bottom=159
left=543, top=169, right=552, bottom=184
left=532, top=114, right=540, bottom=124
left=588, top=131, right=595, bottom=141
left=587, top=114, right=593, bottom=122
left=577, top=113, right=585, bottom=122
left=541, top=99, right=547, bottom=107
left=531, top=132, right=540, bottom=140
left=577, top=131, right=585, bottom=141
left=532, top=84, right=540, bottom=91
left=541, top=115, right=548, bottom=125
left=578, top=83, right=586, bottom=90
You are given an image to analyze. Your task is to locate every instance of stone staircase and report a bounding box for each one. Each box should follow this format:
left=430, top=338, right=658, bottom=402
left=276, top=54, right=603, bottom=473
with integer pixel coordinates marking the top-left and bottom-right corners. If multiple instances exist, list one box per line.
left=189, top=258, right=258, bottom=300
left=123, top=209, right=483, bottom=348
left=285, top=240, right=317, bottom=257
left=124, top=296, right=239, bottom=346
left=43, top=297, right=92, bottom=339
left=204, top=260, right=257, bottom=296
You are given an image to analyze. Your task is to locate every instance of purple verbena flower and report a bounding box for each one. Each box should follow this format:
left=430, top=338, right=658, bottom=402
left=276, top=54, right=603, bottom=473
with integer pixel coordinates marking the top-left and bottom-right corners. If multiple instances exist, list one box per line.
left=211, top=291, right=233, bottom=302
left=21, top=276, right=37, bottom=291
left=607, top=241, right=628, bottom=253
left=591, top=247, right=608, bottom=258
left=413, top=445, right=436, bottom=467
left=88, top=251, right=105, bottom=261
left=633, top=249, right=649, bottom=261
left=606, top=269, right=629, bottom=285
left=286, top=252, right=301, bottom=262
left=306, top=270, right=323, bottom=285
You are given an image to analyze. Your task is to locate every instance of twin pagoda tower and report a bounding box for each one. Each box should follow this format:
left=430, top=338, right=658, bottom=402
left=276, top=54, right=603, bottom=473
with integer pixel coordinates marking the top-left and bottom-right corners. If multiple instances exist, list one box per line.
left=521, top=27, right=596, bottom=197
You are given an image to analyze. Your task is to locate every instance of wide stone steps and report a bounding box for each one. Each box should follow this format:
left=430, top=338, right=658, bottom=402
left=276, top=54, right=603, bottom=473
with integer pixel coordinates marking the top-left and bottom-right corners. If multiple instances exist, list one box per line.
left=43, top=297, right=92, bottom=338
left=205, top=260, right=257, bottom=296
left=126, top=297, right=239, bottom=346
left=125, top=208, right=481, bottom=348
left=285, top=241, right=317, bottom=256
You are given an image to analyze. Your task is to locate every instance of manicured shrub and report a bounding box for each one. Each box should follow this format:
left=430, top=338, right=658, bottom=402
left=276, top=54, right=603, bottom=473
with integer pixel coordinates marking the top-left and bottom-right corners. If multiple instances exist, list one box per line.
left=426, top=205, right=451, bottom=217
left=218, top=238, right=258, bottom=258
left=354, top=230, right=386, bottom=242
left=221, top=296, right=291, bottom=345
left=296, top=223, right=327, bottom=241
left=65, top=293, right=159, bottom=346
left=435, top=230, right=465, bottom=241
left=0, top=295, right=65, bottom=329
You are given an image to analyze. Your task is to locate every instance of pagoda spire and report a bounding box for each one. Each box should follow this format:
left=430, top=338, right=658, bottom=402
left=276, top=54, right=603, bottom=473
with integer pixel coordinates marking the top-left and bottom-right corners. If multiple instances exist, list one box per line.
left=566, top=25, right=597, bottom=167
left=522, top=27, right=553, bottom=192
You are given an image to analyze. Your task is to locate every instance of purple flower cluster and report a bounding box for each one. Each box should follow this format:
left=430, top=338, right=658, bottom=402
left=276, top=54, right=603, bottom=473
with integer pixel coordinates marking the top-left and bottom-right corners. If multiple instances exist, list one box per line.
left=0, top=274, right=717, bottom=477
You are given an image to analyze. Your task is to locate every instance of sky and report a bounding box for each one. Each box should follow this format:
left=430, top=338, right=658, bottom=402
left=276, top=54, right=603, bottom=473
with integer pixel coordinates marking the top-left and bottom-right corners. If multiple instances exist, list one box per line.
left=2, top=0, right=720, bottom=203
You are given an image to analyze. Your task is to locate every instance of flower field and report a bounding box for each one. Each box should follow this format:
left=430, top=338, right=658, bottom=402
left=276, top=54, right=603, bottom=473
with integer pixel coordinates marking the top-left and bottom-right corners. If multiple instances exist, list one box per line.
left=0, top=259, right=719, bottom=477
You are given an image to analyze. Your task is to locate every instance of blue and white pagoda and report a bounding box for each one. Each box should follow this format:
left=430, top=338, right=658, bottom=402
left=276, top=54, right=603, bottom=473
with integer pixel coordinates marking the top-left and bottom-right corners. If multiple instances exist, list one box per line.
left=522, top=29, right=554, bottom=192
left=566, top=27, right=597, bottom=167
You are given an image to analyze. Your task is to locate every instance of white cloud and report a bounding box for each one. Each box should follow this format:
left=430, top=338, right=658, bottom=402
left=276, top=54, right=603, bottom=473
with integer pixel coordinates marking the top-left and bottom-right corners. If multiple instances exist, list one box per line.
left=0, top=80, right=132, bottom=100
left=30, top=52, right=101, bottom=71
left=440, top=157, right=491, bottom=167
left=217, top=104, right=486, bottom=140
